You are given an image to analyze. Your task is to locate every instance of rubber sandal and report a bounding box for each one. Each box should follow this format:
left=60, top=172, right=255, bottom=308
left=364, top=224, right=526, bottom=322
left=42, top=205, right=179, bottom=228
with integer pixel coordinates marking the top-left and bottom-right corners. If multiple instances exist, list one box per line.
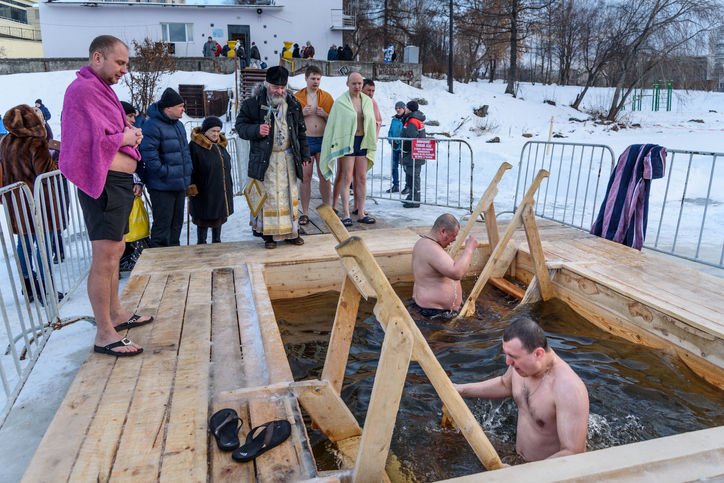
left=93, top=337, right=143, bottom=357
left=232, top=420, right=292, bottom=463
left=341, top=218, right=354, bottom=227
left=351, top=209, right=368, bottom=216
left=298, top=214, right=309, bottom=226
left=357, top=216, right=376, bottom=224
left=115, top=314, right=154, bottom=332
left=209, top=408, right=243, bottom=451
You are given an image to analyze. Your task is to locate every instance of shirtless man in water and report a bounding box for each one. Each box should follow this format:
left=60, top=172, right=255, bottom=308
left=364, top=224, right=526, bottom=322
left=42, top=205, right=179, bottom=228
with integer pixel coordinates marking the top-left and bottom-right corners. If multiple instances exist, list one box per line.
left=411, top=214, right=477, bottom=317
left=455, top=317, right=589, bottom=461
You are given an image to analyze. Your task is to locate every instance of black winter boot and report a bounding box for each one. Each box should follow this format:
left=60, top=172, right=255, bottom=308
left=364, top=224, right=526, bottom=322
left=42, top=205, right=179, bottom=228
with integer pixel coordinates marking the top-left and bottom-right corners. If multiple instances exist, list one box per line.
left=22, top=277, right=35, bottom=303
left=197, top=227, right=208, bottom=245
left=211, top=227, right=222, bottom=244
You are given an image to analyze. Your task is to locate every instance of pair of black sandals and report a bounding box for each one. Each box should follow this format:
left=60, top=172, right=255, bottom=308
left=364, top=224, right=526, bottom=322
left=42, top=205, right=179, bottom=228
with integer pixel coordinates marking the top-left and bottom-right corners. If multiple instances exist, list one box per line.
left=209, top=408, right=292, bottom=462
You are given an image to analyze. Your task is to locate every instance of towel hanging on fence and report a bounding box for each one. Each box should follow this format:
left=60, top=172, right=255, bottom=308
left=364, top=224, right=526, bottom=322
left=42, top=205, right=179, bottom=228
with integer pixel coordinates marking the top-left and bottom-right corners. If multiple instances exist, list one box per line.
left=590, top=144, right=667, bottom=250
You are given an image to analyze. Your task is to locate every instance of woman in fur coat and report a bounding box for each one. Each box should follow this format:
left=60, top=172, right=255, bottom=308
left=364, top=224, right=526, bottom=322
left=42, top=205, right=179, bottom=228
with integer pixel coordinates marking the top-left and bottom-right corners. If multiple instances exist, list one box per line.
left=0, top=104, right=62, bottom=303
left=188, top=117, right=234, bottom=244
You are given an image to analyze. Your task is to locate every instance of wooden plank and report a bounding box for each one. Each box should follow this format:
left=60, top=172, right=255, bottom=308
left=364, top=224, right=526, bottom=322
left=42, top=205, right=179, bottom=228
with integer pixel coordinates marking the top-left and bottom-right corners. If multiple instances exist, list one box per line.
left=522, top=205, right=554, bottom=301
left=458, top=170, right=549, bottom=317
left=489, top=277, right=525, bottom=300
left=210, top=267, right=254, bottom=483
left=20, top=274, right=153, bottom=483
left=110, top=272, right=190, bottom=481
left=448, top=162, right=512, bottom=259
left=322, top=276, right=362, bottom=393
left=353, top=316, right=412, bottom=483
left=159, top=270, right=212, bottom=482
left=294, top=381, right=363, bottom=442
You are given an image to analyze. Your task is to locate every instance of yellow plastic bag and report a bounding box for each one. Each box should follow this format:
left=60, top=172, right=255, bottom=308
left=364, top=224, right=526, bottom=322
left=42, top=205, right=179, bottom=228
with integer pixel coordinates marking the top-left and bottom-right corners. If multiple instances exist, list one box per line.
left=126, top=197, right=150, bottom=242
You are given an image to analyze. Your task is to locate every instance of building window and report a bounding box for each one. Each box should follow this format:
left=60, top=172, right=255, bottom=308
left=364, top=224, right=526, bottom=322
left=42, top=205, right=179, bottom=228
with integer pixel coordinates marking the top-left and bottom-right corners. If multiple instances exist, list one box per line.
left=0, top=4, right=28, bottom=24
left=160, top=23, right=193, bottom=43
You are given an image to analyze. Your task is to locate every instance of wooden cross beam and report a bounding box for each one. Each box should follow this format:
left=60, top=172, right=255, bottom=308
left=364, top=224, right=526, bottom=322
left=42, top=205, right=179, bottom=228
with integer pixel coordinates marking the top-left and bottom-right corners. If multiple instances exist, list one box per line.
left=456, top=169, right=552, bottom=319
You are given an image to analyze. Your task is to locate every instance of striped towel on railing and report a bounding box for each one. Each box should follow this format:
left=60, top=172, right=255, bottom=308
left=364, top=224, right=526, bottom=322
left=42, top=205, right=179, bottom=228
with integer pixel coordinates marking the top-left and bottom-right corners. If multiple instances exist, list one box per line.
left=590, top=144, right=667, bottom=250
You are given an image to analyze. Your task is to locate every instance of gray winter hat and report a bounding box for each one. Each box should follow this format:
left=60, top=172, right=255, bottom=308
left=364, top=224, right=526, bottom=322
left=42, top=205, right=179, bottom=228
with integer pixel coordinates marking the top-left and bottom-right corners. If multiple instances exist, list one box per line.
left=395, top=101, right=405, bottom=109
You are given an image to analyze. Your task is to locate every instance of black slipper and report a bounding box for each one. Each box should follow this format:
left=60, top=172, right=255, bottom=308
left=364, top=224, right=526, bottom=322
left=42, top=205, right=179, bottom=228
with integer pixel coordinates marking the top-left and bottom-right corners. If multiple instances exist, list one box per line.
left=232, top=420, right=292, bottom=463
left=357, top=216, right=376, bottom=224
left=115, top=314, right=154, bottom=332
left=209, top=408, right=243, bottom=451
left=93, top=337, right=143, bottom=357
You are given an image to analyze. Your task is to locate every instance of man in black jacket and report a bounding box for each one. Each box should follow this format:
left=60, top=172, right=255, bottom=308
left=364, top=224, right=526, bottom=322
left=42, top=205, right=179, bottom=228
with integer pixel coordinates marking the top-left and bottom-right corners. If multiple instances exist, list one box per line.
left=235, top=66, right=311, bottom=249
left=401, top=100, right=426, bottom=208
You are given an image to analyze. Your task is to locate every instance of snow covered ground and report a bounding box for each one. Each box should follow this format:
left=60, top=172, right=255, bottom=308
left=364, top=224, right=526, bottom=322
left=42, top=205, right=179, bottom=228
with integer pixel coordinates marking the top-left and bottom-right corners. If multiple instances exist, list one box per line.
left=1, top=69, right=724, bottom=481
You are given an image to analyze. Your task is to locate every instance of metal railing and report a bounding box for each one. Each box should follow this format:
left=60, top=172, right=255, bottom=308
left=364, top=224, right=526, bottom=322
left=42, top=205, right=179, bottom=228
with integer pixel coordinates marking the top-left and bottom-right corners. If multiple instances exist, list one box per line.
left=514, top=142, right=724, bottom=270
left=0, top=182, right=58, bottom=427
left=513, top=141, right=616, bottom=230
left=0, top=25, right=42, bottom=41
left=33, top=171, right=92, bottom=304
left=367, top=136, right=475, bottom=211
left=645, top=149, right=724, bottom=269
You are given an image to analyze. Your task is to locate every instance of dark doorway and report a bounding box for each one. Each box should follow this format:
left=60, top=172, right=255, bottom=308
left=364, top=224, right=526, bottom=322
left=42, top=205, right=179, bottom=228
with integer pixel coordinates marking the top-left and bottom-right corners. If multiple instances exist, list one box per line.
left=228, top=25, right=250, bottom=53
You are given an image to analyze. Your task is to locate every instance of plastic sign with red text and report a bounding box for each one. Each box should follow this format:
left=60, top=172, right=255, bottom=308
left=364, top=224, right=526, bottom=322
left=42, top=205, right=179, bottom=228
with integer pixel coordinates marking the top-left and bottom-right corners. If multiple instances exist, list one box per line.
left=411, top=139, right=436, bottom=160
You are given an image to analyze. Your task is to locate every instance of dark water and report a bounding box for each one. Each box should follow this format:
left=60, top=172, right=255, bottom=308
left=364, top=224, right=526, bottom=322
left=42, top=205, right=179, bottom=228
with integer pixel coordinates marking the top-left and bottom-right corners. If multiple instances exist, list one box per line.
left=275, top=280, right=724, bottom=482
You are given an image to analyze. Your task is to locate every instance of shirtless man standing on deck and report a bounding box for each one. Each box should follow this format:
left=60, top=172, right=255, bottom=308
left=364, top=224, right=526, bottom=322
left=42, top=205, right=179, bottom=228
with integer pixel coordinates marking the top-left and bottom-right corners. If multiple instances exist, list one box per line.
left=454, top=317, right=589, bottom=461
left=411, top=213, right=477, bottom=318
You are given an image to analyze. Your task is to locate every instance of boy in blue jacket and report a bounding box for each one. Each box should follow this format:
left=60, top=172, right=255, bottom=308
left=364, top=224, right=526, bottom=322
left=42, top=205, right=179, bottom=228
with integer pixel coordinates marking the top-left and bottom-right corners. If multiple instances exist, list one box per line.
left=386, top=101, right=408, bottom=194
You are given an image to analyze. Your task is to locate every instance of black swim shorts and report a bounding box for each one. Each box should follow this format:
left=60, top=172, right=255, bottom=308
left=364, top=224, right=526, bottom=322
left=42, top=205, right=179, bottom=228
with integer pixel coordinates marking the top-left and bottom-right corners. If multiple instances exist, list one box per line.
left=78, top=171, right=135, bottom=242
left=307, top=136, right=323, bottom=156
left=410, top=300, right=457, bottom=320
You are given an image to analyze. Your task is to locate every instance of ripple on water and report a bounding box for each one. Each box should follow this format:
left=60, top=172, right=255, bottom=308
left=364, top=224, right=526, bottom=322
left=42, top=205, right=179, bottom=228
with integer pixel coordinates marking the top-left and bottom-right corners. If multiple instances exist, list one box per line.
left=274, top=281, right=724, bottom=481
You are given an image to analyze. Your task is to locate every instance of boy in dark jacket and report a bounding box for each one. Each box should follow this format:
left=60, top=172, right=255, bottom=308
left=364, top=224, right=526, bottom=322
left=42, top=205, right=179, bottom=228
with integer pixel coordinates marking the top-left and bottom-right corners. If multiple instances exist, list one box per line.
left=234, top=66, right=311, bottom=249
left=401, top=100, right=426, bottom=208
left=138, top=87, right=192, bottom=247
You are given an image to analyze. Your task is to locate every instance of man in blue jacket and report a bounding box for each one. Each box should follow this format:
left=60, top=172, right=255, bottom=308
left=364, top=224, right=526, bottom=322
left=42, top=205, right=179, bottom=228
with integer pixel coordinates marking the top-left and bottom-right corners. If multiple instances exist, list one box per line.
left=138, top=87, right=192, bottom=247
left=34, top=99, right=51, bottom=121
left=386, top=101, right=407, bottom=194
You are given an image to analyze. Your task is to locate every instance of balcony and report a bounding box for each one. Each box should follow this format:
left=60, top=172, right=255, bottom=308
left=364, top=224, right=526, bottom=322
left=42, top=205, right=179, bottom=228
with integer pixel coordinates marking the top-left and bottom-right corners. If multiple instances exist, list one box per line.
left=0, top=23, right=41, bottom=41
left=331, top=9, right=355, bottom=31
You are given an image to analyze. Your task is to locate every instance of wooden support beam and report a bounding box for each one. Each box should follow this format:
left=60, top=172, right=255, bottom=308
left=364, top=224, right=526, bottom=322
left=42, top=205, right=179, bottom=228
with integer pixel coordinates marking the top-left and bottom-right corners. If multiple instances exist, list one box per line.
left=353, top=317, right=413, bottom=483
left=294, top=381, right=363, bottom=442
left=322, top=275, right=362, bottom=393
left=335, top=237, right=504, bottom=471
left=449, top=162, right=512, bottom=259
left=484, top=204, right=500, bottom=250
left=458, top=170, right=549, bottom=318
left=490, top=277, right=525, bottom=300
left=522, top=204, right=554, bottom=301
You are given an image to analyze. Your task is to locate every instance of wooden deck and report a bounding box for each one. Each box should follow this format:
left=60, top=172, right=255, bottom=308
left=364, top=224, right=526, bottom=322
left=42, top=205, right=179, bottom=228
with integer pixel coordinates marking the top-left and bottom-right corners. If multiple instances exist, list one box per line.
left=21, top=216, right=724, bottom=482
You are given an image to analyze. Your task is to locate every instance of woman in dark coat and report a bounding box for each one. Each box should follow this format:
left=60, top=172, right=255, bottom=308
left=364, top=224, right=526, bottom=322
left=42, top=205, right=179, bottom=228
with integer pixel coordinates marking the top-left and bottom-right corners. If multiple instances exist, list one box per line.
left=0, top=104, right=62, bottom=303
left=292, top=43, right=301, bottom=58
left=188, top=117, right=234, bottom=244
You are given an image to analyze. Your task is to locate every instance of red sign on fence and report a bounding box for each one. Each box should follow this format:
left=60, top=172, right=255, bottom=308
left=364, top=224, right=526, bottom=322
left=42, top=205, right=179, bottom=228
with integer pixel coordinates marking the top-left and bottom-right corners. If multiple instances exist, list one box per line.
left=411, top=139, right=436, bottom=160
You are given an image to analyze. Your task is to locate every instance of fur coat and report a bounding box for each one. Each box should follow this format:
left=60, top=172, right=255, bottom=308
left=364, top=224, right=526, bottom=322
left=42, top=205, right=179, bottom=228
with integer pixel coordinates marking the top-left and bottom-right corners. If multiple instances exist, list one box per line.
left=188, top=127, right=234, bottom=222
left=0, top=104, right=62, bottom=234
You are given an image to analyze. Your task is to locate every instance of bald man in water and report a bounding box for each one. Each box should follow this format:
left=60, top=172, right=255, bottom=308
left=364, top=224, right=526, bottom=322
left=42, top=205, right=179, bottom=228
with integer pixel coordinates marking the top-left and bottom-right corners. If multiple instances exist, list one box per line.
left=411, top=213, right=477, bottom=318
left=455, top=317, right=589, bottom=462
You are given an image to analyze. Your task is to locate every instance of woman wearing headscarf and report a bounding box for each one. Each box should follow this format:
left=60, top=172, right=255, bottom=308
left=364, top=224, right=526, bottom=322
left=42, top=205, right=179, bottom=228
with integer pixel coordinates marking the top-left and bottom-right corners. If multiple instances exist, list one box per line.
left=188, top=116, right=234, bottom=244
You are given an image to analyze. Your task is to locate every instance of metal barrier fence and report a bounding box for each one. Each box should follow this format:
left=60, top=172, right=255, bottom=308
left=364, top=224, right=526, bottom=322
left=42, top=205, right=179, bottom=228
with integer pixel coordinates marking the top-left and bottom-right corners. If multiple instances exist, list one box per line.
left=0, top=182, right=59, bottom=427
left=514, top=142, right=724, bottom=270
left=367, top=136, right=475, bottom=211
left=513, top=141, right=616, bottom=230
left=645, top=149, right=724, bottom=269
left=33, top=171, right=92, bottom=304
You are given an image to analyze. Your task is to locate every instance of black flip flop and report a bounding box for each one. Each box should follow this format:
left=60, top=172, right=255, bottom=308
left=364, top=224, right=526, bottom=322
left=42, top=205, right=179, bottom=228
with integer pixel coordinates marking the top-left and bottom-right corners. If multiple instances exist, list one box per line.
left=209, top=408, right=243, bottom=451
left=93, top=337, right=143, bottom=357
left=115, top=314, right=154, bottom=332
left=232, top=420, right=292, bottom=463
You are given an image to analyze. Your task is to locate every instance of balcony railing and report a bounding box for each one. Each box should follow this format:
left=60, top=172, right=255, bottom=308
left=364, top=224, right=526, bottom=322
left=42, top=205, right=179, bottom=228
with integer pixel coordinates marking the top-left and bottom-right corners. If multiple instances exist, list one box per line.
left=331, top=9, right=355, bottom=30
left=0, top=24, right=42, bottom=41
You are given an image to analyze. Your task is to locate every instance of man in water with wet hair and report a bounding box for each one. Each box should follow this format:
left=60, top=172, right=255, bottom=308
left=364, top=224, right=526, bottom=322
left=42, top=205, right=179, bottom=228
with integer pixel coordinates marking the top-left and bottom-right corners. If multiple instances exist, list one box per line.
left=454, top=317, right=589, bottom=461
left=411, top=213, right=477, bottom=318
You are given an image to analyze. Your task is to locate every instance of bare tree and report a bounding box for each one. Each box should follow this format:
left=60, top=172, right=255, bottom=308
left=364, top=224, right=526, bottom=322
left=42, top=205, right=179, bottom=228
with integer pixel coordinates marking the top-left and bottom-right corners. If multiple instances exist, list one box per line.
left=123, top=38, right=177, bottom=116
left=603, top=0, right=721, bottom=120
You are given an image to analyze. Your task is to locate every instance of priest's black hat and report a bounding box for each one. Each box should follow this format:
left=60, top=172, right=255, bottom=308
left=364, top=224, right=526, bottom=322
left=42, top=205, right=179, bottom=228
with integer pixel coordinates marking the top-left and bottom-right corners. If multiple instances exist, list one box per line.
left=265, top=66, right=289, bottom=86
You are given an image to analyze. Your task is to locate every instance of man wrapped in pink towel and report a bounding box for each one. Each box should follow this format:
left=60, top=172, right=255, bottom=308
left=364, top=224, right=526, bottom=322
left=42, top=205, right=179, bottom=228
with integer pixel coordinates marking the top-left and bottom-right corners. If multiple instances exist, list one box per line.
left=59, top=35, right=153, bottom=357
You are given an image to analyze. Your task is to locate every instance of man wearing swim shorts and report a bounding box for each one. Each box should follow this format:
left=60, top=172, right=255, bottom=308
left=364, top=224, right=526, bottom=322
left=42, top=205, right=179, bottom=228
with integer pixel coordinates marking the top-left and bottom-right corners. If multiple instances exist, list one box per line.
left=294, top=65, right=334, bottom=225
left=59, top=35, right=153, bottom=357
left=411, top=214, right=477, bottom=316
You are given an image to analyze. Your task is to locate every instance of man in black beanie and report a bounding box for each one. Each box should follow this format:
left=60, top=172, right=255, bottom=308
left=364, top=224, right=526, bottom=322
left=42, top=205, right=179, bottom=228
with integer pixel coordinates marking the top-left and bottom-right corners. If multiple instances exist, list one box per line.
left=235, top=65, right=311, bottom=249
left=138, top=87, right=193, bottom=247
left=400, top=100, right=427, bottom=208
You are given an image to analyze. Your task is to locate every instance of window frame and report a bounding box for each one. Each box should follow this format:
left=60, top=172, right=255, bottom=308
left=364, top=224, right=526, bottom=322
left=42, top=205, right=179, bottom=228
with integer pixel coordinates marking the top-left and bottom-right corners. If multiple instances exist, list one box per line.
left=160, top=22, right=194, bottom=44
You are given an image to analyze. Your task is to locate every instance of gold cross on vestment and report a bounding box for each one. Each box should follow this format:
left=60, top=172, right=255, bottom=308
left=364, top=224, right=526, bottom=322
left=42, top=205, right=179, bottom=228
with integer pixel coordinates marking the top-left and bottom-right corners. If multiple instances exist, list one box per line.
left=261, top=104, right=278, bottom=125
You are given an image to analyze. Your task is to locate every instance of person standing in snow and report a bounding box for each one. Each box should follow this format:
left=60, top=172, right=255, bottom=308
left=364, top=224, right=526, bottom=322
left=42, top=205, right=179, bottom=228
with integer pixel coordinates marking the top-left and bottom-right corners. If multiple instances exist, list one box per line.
left=401, top=100, right=426, bottom=208
left=34, top=99, right=51, bottom=121
left=386, top=101, right=407, bottom=194
left=383, top=43, right=395, bottom=63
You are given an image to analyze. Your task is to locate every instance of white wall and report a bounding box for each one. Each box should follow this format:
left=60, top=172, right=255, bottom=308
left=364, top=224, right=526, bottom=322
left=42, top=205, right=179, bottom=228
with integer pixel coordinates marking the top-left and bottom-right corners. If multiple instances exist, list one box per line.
left=39, top=1, right=343, bottom=59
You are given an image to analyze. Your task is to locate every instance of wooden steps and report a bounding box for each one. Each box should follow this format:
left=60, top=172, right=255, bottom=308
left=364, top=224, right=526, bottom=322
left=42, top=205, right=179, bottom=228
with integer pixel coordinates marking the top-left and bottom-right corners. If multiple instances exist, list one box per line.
left=238, top=68, right=267, bottom=102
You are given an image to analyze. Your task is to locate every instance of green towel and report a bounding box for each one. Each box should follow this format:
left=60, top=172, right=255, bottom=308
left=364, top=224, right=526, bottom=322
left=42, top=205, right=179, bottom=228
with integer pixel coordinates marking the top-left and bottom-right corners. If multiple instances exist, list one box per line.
left=319, top=91, right=377, bottom=180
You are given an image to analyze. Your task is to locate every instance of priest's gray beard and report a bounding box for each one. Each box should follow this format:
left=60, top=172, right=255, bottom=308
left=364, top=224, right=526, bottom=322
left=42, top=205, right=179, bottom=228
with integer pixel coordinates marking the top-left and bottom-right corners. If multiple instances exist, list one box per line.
left=269, top=93, right=287, bottom=108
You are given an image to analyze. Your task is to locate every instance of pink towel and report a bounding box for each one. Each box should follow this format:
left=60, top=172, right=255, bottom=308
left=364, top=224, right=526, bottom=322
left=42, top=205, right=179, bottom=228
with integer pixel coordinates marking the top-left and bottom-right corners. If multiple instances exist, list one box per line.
left=59, top=66, right=140, bottom=199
